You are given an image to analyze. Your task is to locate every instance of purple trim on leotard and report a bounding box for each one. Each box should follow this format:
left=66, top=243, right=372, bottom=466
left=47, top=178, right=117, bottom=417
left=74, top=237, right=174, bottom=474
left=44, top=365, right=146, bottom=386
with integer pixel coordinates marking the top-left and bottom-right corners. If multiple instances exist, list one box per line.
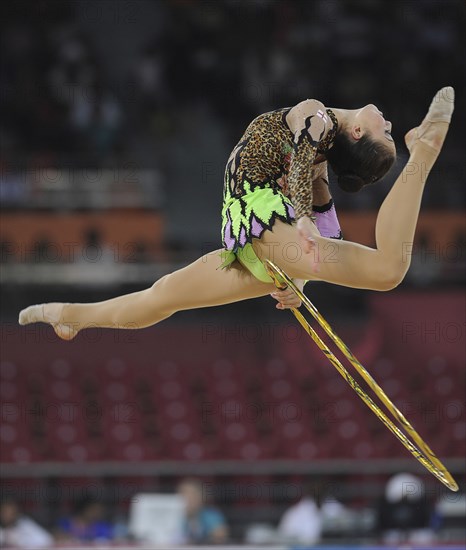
left=239, top=226, right=247, bottom=246
left=286, top=202, right=295, bottom=219
left=223, top=213, right=236, bottom=249
left=250, top=215, right=264, bottom=237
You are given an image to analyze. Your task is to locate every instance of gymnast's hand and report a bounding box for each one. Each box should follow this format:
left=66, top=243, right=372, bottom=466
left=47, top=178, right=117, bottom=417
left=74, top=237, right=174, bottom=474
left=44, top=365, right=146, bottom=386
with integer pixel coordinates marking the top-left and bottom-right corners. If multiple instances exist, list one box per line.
left=296, top=216, right=320, bottom=272
left=270, top=279, right=305, bottom=310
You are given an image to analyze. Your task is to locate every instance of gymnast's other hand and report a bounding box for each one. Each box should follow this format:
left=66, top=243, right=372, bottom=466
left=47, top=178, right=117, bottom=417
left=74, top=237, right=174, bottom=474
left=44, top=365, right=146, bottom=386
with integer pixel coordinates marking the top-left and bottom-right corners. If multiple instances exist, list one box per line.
left=270, top=279, right=304, bottom=310
left=296, top=216, right=320, bottom=272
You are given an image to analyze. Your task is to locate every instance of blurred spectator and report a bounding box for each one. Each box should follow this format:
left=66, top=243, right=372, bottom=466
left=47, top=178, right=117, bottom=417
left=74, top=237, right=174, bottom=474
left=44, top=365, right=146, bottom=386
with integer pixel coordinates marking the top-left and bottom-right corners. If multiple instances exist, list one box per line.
left=55, top=496, right=114, bottom=544
left=132, top=40, right=170, bottom=126
left=375, top=472, right=434, bottom=544
left=277, top=479, right=346, bottom=545
left=79, top=227, right=114, bottom=265
left=0, top=499, right=53, bottom=549
left=176, top=477, right=229, bottom=545
left=432, top=491, right=466, bottom=532
left=244, top=523, right=278, bottom=546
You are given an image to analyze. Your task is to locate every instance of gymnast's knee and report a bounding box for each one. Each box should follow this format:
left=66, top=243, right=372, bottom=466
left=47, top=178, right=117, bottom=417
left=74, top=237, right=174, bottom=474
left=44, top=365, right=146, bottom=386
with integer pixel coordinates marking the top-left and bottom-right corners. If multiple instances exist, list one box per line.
left=370, top=260, right=408, bottom=291
left=149, top=273, right=177, bottom=314
left=150, top=273, right=168, bottom=290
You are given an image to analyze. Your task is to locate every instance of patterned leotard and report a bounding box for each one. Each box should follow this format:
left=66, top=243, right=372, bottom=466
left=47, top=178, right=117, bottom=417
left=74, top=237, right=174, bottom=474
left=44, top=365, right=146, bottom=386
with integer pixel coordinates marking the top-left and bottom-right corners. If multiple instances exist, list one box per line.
left=221, top=106, right=338, bottom=250
left=219, top=105, right=338, bottom=282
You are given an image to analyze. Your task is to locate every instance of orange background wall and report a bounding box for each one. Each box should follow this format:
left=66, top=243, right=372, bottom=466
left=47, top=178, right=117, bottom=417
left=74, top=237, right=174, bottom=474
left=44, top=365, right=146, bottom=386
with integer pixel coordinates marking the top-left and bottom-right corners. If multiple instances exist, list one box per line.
left=1, top=211, right=464, bottom=257
left=1, top=211, right=166, bottom=255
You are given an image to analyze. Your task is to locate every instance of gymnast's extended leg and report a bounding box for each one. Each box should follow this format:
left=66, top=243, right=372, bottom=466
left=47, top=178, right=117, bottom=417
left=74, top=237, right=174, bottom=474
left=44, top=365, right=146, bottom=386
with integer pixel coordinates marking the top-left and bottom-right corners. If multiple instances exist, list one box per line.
left=19, top=251, right=276, bottom=339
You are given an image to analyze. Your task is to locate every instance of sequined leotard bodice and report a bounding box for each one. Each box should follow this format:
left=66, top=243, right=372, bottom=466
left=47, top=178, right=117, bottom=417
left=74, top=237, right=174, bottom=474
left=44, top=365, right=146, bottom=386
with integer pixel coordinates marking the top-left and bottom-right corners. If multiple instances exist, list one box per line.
left=223, top=106, right=338, bottom=220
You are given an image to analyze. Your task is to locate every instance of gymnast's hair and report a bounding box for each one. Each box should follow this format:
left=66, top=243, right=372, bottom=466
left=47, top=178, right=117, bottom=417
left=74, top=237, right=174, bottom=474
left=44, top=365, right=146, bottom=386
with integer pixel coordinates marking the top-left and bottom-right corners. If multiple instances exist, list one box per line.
left=325, top=132, right=396, bottom=192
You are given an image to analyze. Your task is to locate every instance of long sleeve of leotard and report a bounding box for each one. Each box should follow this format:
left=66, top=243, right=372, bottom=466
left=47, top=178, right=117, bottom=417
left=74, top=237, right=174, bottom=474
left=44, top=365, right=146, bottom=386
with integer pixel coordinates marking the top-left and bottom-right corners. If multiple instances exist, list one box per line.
left=287, top=108, right=336, bottom=220
left=287, top=137, right=320, bottom=219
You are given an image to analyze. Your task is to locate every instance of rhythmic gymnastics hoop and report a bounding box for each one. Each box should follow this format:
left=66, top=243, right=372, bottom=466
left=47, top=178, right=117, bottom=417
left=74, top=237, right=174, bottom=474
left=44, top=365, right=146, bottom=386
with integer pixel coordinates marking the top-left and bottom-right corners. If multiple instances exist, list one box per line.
left=264, top=259, right=458, bottom=492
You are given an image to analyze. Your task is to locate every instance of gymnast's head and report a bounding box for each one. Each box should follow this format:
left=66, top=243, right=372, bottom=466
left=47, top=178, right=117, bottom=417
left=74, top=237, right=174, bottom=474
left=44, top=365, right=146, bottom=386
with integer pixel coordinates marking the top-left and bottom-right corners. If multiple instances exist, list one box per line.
left=326, top=103, right=396, bottom=193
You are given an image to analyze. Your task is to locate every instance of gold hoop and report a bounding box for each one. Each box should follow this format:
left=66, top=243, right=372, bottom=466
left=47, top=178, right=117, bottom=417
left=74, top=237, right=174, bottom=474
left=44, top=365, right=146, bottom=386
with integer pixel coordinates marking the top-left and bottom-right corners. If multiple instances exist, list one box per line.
left=264, top=259, right=458, bottom=492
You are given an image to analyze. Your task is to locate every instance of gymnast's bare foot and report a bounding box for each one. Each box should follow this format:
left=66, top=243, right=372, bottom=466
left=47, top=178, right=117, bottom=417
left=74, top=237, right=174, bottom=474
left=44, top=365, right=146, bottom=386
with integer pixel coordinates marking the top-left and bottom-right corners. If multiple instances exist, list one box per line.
left=405, top=86, right=454, bottom=157
left=18, top=303, right=78, bottom=341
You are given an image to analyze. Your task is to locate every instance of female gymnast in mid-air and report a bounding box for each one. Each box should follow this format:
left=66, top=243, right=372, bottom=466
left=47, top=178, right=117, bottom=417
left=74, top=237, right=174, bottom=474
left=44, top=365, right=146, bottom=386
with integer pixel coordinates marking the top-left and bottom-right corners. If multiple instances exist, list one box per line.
left=19, top=87, right=454, bottom=340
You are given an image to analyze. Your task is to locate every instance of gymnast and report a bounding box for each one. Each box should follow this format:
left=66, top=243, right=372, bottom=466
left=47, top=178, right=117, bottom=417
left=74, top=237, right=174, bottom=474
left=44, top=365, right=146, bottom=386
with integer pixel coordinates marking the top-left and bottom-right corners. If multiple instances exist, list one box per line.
left=19, top=87, right=455, bottom=340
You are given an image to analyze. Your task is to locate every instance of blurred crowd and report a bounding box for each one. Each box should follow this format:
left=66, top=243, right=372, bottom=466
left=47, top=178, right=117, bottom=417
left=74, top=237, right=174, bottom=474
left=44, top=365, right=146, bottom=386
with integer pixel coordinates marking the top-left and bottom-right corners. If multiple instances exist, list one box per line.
left=1, top=474, right=463, bottom=548
left=1, top=0, right=465, bottom=210
left=1, top=1, right=122, bottom=166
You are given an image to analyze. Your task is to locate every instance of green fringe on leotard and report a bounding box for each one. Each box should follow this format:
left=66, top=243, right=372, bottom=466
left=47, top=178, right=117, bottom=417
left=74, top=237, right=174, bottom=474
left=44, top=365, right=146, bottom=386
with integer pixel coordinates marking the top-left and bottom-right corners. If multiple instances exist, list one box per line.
left=218, top=179, right=296, bottom=283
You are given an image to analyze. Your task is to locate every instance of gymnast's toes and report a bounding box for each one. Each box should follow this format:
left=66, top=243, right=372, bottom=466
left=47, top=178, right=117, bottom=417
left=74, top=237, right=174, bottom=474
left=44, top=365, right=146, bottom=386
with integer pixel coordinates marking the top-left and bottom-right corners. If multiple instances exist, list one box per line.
left=18, top=304, right=44, bottom=326
left=426, top=86, right=455, bottom=123
left=405, top=87, right=454, bottom=155
left=18, top=302, right=77, bottom=341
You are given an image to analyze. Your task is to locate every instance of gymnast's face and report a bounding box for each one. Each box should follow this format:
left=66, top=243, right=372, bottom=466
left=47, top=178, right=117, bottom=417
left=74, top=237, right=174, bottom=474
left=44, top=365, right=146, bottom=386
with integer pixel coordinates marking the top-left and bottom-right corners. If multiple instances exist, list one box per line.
left=352, top=104, right=396, bottom=152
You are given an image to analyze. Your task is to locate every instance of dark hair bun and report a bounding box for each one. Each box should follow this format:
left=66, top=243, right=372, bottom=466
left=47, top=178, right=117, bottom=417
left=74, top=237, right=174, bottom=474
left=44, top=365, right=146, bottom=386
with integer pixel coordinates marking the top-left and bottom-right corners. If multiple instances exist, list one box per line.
left=337, top=173, right=366, bottom=193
